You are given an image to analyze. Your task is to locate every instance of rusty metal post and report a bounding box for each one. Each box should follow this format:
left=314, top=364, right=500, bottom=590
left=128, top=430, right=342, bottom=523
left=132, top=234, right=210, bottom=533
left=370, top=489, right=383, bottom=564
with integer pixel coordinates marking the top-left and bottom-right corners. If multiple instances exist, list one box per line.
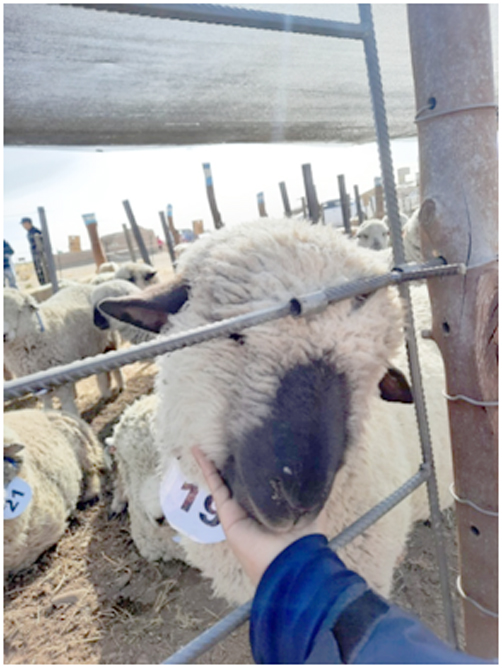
left=122, top=224, right=136, bottom=262
left=409, top=4, right=498, bottom=658
left=82, top=213, right=107, bottom=269
left=279, top=182, right=292, bottom=217
left=202, top=163, right=224, bottom=229
left=37, top=207, right=58, bottom=291
left=374, top=176, right=385, bottom=218
left=122, top=200, right=152, bottom=266
left=167, top=205, right=181, bottom=246
left=257, top=192, right=267, bottom=217
left=354, top=185, right=364, bottom=225
left=159, top=211, right=176, bottom=270
left=337, top=174, right=352, bottom=235
left=302, top=164, right=320, bottom=223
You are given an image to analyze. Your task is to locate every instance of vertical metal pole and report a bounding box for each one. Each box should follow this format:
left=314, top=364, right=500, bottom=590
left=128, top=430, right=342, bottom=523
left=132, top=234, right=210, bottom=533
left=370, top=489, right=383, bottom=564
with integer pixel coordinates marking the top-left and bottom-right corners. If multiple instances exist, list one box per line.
left=167, top=205, right=181, bottom=245
left=159, top=211, right=177, bottom=270
left=359, top=2, right=458, bottom=648
left=257, top=192, right=268, bottom=217
left=82, top=213, right=108, bottom=270
left=37, top=207, right=58, bottom=291
left=302, top=163, right=320, bottom=223
left=337, top=174, right=352, bottom=234
left=279, top=182, right=292, bottom=217
left=354, top=184, right=364, bottom=224
left=122, top=224, right=137, bottom=262
left=122, top=199, right=152, bottom=265
left=202, top=163, right=224, bottom=229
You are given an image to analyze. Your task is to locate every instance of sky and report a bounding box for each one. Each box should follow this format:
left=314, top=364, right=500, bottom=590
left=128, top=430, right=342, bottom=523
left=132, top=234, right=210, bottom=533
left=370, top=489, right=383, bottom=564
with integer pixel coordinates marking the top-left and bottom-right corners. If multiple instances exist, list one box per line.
left=4, top=138, right=419, bottom=263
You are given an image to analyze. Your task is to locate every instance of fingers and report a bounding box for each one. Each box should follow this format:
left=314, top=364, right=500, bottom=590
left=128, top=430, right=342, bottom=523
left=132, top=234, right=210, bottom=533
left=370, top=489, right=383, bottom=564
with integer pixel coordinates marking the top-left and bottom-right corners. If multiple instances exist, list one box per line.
left=191, top=445, right=232, bottom=508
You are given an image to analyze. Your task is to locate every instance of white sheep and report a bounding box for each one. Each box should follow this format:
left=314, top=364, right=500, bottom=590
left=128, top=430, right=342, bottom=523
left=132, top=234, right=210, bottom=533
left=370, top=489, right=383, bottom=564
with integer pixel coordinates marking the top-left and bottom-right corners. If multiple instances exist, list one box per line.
left=355, top=218, right=390, bottom=250
left=91, top=279, right=156, bottom=346
left=99, top=219, right=453, bottom=605
left=4, top=408, right=105, bottom=577
left=107, top=394, right=184, bottom=562
left=3, top=284, right=124, bottom=415
left=89, top=261, right=158, bottom=288
left=98, top=261, right=119, bottom=274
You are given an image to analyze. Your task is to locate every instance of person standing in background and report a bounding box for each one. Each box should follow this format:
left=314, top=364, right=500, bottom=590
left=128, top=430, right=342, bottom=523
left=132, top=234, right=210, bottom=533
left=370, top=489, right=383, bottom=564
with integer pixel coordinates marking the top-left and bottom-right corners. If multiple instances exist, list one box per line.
left=4, top=240, right=18, bottom=288
left=20, top=217, right=48, bottom=285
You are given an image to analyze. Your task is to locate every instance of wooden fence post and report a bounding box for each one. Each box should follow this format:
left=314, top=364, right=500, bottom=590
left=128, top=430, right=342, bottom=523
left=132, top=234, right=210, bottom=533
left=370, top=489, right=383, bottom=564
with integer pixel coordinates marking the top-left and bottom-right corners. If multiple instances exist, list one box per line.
left=301, top=164, right=320, bottom=223
left=122, top=200, right=152, bottom=266
left=257, top=192, right=267, bottom=217
left=337, top=174, right=352, bottom=235
left=37, top=207, right=58, bottom=290
left=408, top=4, right=498, bottom=658
left=374, top=176, right=384, bottom=218
left=82, top=213, right=107, bottom=269
left=159, top=211, right=176, bottom=270
left=122, top=224, right=137, bottom=262
left=354, top=185, right=364, bottom=225
left=279, top=182, right=292, bottom=217
left=202, top=163, right=224, bottom=229
left=166, top=205, right=181, bottom=246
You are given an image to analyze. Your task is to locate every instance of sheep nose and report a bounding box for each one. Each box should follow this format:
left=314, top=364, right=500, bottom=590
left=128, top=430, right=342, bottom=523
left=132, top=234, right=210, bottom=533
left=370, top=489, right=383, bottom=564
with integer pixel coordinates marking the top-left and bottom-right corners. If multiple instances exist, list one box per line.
left=372, top=240, right=382, bottom=250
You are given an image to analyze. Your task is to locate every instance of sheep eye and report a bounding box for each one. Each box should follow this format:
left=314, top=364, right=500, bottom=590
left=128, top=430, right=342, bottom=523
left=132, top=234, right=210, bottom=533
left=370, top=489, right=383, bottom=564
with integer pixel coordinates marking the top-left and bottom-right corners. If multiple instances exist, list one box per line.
left=229, top=333, right=246, bottom=345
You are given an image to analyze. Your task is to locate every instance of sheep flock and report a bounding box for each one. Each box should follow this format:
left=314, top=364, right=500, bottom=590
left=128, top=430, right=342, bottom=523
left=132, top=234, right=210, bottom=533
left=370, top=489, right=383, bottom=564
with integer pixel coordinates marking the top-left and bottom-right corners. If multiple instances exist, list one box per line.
left=4, top=217, right=456, bottom=652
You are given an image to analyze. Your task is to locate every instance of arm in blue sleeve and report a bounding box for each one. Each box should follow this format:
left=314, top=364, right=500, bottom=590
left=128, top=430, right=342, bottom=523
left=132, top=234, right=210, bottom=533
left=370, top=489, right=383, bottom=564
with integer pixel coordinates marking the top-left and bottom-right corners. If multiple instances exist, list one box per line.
left=250, top=534, right=494, bottom=664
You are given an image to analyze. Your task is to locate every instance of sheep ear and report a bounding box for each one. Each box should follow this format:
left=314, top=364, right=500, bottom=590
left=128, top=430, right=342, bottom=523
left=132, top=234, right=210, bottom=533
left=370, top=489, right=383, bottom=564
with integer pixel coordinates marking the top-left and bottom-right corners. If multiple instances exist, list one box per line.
left=4, top=442, right=25, bottom=463
left=378, top=367, right=413, bottom=403
left=98, top=283, right=190, bottom=333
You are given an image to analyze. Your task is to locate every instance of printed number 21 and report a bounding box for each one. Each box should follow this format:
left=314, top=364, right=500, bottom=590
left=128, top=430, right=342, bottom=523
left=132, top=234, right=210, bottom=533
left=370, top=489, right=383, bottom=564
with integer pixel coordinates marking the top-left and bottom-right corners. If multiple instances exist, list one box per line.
left=6, top=489, right=25, bottom=513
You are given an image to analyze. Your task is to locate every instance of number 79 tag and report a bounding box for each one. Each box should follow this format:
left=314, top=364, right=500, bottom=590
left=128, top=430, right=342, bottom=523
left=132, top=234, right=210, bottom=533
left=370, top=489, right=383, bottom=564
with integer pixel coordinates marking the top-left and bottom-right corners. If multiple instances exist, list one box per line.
left=159, top=459, right=226, bottom=544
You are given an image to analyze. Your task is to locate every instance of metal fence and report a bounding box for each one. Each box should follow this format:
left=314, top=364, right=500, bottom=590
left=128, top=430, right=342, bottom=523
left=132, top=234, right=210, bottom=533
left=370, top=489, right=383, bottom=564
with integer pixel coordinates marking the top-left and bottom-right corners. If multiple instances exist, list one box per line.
left=4, top=3, right=461, bottom=663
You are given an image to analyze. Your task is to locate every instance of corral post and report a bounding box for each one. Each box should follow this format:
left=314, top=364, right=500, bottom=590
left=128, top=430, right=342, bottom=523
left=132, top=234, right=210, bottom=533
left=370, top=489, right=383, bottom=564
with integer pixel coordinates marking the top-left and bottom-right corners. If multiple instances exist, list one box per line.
left=279, top=181, right=292, bottom=217
left=337, top=174, right=352, bottom=235
left=202, top=163, right=224, bottom=229
left=82, top=213, right=107, bottom=269
left=122, top=224, right=137, bottom=262
left=122, top=199, right=152, bottom=266
left=167, top=204, right=181, bottom=245
left=159, top=211, right=177, bottom=270
left=374, top=176, right=385, bottom=218
left=301, top=163, right=320, bottom=223
left=408, top=4, right=498, bottom=659
left=37, top=206, right=58, bottom=291
left=354, top=184, right=364, bottom=225
left=257, top=192, right=267, bottom=217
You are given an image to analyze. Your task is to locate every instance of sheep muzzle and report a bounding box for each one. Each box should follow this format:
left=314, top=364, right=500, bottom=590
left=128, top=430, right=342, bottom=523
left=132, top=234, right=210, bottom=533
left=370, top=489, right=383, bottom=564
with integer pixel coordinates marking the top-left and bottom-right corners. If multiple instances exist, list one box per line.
left=221, top=360, right=350, bottom=531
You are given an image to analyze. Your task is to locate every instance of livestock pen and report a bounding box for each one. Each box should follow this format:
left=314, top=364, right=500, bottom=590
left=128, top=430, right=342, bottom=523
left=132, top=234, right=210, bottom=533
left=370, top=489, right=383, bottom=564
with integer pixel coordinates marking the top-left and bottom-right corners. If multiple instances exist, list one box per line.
left=4, top=3, right=497, bottom=663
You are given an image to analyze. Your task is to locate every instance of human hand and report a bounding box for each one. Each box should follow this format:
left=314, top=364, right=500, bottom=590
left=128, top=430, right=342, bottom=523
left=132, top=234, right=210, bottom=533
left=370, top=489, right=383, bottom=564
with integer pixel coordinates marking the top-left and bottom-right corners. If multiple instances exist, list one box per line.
left=192, top=445, right=328, bottom=586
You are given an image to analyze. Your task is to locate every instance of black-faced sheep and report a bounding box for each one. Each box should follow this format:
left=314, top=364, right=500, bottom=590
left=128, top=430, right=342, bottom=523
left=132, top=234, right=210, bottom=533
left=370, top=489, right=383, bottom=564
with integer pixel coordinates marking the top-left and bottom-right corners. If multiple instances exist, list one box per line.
left=99, top=218, right=453, bottom=605
left=355, top=218, right=390, bottom=250
left=3, top=284, right=124, bottom=415
left=4, top=408, right=105, bottom=577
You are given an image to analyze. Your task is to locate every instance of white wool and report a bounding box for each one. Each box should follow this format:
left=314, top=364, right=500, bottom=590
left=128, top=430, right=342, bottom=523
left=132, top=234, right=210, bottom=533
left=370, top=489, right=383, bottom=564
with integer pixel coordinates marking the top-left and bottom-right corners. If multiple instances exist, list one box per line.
left=4, top=409, right=104, bottom=577
left=109, top=219, right=452, bottom=605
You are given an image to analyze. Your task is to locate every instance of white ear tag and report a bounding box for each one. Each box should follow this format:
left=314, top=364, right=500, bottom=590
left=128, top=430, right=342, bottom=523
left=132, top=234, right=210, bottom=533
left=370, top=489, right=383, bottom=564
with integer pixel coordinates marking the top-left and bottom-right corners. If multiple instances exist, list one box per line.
left=159, top=459, right=226, bottom=544
left=4, top=477, right=33, bottom=520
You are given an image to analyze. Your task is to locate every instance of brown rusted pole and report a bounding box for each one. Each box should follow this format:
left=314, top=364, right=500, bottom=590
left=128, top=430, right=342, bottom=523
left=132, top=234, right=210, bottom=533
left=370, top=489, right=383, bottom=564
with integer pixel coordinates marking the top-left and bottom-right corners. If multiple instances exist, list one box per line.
left=302, top=164, right=320, bottom=223
left=279, top=182, right=292, bottom=217
left=202, top=163, right=224, bottom=229
left=409, top=4, right=498, bottom=659
left=374, top=177, right=384, bottom=218
left=159, top=211, right=176, bottom=270
left=257, top=192, right=267, bottom=217
left=337, top=174, right=351, bottom=235
left=122, top=199, right=152, bottom=266
left=82, top=213, right=107, bottom=269
left=122, top=224, right=137, bottom=262
left=167, top=205, right=181, bottom=246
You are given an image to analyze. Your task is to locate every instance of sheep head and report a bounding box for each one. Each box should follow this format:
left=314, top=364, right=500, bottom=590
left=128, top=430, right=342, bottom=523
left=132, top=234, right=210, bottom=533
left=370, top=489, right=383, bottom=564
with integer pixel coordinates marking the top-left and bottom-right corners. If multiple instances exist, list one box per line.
left=99, top=220, right=411, bottom=532
left=3, top=289, right=40, bottom=343
left=356, top=219, right=390, bottom=251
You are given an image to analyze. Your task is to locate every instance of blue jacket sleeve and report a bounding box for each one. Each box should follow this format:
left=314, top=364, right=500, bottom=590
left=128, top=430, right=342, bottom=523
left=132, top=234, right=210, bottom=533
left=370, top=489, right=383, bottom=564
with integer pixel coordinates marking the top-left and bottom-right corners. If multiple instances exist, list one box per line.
left=250, top=534, right=492, bottom=664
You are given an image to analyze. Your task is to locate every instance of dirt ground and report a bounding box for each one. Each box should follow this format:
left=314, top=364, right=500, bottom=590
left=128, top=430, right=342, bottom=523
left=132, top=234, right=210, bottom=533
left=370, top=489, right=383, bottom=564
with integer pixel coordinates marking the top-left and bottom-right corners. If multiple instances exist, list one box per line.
left=4, top=257, right=466, bottom=664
